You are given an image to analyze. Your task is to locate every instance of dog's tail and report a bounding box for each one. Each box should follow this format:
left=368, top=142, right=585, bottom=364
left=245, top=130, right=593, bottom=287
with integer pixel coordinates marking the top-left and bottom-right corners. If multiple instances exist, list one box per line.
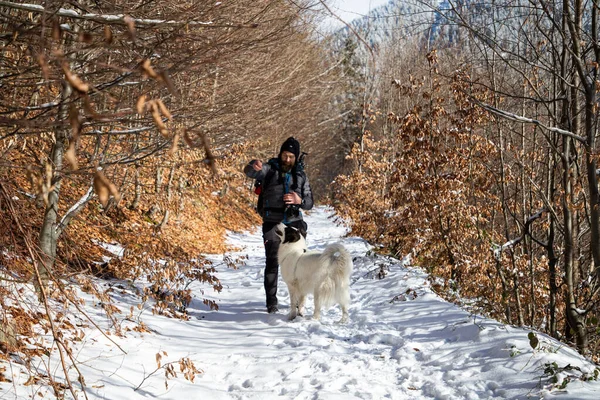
left=318, top=243, right=353, bottom=308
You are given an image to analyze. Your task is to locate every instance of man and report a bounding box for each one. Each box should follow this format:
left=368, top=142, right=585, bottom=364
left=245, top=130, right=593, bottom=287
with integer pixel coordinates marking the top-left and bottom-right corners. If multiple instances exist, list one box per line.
left=244, top=137, right=314, bottom=313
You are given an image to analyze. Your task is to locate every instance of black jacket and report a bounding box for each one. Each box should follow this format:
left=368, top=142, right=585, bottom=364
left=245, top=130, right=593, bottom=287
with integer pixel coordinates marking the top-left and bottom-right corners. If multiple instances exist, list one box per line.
left=244, top=158, right=313, bottom=224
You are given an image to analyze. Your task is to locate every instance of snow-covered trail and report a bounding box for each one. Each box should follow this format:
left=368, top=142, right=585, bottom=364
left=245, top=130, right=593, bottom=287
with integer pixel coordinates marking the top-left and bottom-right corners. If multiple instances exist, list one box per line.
left=3, top=207, right=599, bottom=400
left=182, top=207, right=598, bottom=400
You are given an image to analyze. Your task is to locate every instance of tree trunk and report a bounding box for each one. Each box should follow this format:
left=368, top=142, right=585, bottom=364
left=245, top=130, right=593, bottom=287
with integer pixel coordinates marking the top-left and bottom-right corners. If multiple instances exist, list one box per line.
left=178, top=177, right=185, bottom=215
left=547, top=219, right=558, bottom=338
left=167, top=166, right=175, bottom=201
left=562, top=0, right=590, bottom=354
left=155, top=167, right=163, bottom=194
left=37, top=81, right=71, bottom=292
left=131, top=166, right=141, bottom=210
left=588, top=0, right=600, bottom=285
left=562, top=126, right=588, bottom=353
left=511, top=265, right=525, bottom=326
left=584, top=86, right=600, bottom=282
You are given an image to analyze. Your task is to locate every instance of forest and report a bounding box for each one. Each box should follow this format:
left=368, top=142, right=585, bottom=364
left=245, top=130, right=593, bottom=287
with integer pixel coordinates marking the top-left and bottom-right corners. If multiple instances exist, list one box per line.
left=2, top=0, right=600, bottom=396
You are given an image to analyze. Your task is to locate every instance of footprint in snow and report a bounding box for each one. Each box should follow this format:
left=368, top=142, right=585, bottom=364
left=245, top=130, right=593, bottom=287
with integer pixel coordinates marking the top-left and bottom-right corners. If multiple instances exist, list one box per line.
left=242, top=379, right=253, bottom=388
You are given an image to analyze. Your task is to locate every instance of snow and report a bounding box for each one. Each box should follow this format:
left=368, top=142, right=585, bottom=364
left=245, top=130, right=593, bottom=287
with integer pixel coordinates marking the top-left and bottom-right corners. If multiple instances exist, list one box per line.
left=1, top=206, right=600, bottom=399
left=91, top=239, right=125, bottom=258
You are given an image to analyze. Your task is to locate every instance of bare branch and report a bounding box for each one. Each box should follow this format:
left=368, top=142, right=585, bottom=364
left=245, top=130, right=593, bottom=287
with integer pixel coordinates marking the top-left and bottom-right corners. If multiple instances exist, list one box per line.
left=0, top=1, right=256, bottom=28
left=56, top=186, right=94, bottom=238
left=470, top=98, right=587, bottom=143
left=315, top=0, right=376, bottom=63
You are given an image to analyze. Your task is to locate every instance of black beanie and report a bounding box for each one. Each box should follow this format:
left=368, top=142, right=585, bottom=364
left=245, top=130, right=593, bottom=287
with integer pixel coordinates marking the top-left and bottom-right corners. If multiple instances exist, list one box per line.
left=279, top=137, right=300, bottom=160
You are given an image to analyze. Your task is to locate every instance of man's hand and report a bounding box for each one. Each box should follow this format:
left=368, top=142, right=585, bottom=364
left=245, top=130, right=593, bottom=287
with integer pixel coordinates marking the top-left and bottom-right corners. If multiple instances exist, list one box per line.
left=283, top=192, right=301, bottom=205
left=252, top=160, right=263, bottom=171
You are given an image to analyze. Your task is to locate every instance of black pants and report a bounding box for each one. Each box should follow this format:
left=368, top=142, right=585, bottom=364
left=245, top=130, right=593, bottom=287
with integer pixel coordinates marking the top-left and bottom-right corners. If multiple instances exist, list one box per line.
left=262, top=220, right=307, bottom=308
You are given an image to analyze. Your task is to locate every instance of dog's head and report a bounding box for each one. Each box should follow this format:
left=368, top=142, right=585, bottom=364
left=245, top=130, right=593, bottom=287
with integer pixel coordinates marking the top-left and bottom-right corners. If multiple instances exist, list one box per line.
left=275, top=223, right=306, bottom=244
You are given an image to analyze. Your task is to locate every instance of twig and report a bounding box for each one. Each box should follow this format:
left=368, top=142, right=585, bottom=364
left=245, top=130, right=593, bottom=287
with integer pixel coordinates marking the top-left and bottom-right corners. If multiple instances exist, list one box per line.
left=1, top=183, right=127, bottom=354
left=316, top=0, right=376, bottom=63
left=0, top=1, right=251, bottom=28
left=470, top=97, right=587, bottom=143
left=134, top=360, right=178, bottom=391
left=2, top=189, right=84, bottom=399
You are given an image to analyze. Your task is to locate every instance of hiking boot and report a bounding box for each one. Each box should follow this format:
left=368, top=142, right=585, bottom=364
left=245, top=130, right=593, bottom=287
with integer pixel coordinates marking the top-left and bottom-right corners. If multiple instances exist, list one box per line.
left=267, top=305, right=278, bottom=314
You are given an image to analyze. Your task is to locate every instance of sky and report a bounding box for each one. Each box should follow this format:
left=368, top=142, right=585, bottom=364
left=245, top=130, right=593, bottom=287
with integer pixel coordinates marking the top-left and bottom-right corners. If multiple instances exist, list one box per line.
left=2, top=206, right=600, bottom=399
left=320, top=0, right=391, bottom=30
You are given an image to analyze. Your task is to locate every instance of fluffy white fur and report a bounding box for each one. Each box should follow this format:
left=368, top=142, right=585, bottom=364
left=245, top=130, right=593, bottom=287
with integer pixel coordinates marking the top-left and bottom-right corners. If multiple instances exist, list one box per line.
left=275, top=223, right=353, bottom=323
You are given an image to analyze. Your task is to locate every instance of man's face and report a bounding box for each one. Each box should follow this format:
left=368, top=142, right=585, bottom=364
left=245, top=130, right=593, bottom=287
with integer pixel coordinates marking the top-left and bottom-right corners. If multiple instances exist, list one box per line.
left=280, top=151, right=296, bottom=171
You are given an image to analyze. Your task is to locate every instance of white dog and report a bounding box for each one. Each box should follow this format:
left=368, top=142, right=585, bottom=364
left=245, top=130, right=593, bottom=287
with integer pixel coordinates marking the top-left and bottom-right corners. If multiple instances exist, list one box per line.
left=275, top=223, right=353, bottom=323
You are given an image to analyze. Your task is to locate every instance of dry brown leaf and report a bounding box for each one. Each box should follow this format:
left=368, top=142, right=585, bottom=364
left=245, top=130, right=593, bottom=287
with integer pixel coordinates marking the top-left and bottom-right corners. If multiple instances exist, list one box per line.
left=183, top=129, right=203, bottom=148
left=169, top=132, right=180, bottom=156
left=104, top=25, right=113, bottom=44
left=198, top=131, right=218, bottom=175
left=124, top=15, right=136, bottom=40
left=136, top=95, right=146, bottom=115
left=69, top=104, right=80, bottom=139
left=107, top=181, right=121, bottom=203
left=94, top=178, right=110, bottom=208
left=159, top=71, right=177, bottom=96
left=52, top=19, right=62, bottom=41
left=150, top=101, right=169, bottom=137
left=156, top=99, right=172, bottom=121
left=23, top=376, right=39, bottom=386
left=79, top=31, right=94, bottom=44
left=93, top=170, right=121, bottom=207
left=40, top=163, right=55, bottom=206
left=0, top=368, right=11, bottom=383
left=83, top=96, right=99, bottom=118
left=141, top=59, right=158, bottom=79
left=65, top=141, right=78, bottom=170
left=62, top=63, right=89, bottom=93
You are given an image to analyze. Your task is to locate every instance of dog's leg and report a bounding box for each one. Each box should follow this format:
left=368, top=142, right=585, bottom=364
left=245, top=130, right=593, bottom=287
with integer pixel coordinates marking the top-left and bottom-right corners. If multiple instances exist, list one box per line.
left=297, top=294, right=306, bottom=317
left=338, top=304, right=349, bottom=324
left=287, top=286, right=298, bottom=321
left=337, top=286, right=350, bottom=324
left=313, top=292, right=321, bottom=321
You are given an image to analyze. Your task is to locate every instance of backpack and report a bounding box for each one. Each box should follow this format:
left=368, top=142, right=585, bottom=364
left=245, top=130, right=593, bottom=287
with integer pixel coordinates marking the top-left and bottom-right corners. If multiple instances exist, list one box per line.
left=254, top=153, right=307, bottom=217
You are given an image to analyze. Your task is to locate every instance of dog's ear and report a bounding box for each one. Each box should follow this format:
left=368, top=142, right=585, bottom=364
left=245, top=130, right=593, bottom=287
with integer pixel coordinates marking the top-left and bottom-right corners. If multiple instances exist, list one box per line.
left=283, top=226, right=301, bottom=243
left=275, top=225, right=284, bottom=238
left=299, top=227, right=307, bottom=239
